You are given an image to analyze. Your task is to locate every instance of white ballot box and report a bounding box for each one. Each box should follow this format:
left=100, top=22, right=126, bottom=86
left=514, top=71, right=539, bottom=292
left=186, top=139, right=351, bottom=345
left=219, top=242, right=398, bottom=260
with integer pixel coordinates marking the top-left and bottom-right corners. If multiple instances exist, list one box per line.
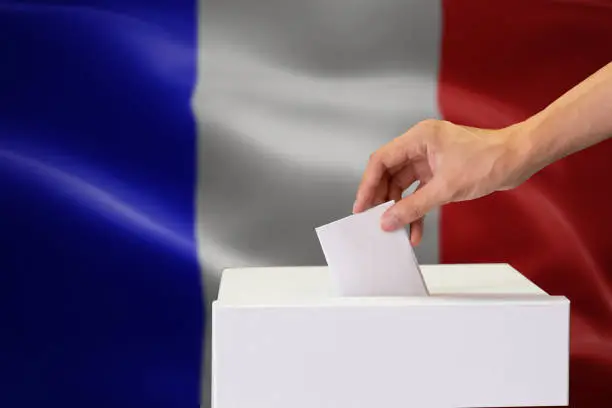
left=212, top=264, right=569, bottom=408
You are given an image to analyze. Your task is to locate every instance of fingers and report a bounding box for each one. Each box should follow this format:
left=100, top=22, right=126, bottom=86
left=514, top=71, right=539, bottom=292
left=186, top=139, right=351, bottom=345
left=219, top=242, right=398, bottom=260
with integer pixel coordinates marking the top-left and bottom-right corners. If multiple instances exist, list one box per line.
left=355, top=143, right=418, bottom=213
left=354, top=154, right=414, bottom=212
left=388, top=183, right=403, bottom=203
left=355, top=121, right=435, bottom=213
left=354, top=169, right=415, bottom=213
left=406, top=180, right=425, bottom=246
left=353, top=152, right=388, bottom=213
left=373, top=174, right=390, bottom=206
left=390, top=166, right=417, bottom=191
left=381, top=180, right=444, bottom=231
left=409, top=217, right=424, bottom=246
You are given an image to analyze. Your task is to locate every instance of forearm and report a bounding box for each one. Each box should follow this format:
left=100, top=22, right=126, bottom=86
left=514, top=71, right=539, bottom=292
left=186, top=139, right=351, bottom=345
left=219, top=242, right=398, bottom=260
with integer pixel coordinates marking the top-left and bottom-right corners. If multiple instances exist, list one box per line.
left=517, top=61, right=612, bottom=172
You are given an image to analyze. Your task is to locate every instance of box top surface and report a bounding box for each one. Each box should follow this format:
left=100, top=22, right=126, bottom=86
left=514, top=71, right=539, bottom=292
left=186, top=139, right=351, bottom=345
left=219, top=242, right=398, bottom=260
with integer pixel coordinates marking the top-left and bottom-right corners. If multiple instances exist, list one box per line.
left=216, top=264, right=565, bottom=306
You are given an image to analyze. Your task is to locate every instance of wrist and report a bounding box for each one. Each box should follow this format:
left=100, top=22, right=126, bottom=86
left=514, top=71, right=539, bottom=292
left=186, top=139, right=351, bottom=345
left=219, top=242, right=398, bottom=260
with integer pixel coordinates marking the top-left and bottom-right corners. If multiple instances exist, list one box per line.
left=495, top=120, right=543, bottom=189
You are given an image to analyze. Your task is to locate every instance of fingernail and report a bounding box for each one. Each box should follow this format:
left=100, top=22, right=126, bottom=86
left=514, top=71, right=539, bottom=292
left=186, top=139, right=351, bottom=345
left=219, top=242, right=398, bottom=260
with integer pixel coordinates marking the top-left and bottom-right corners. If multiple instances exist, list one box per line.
left=381, top=211, right=400, bottom=231
left=352, top=200, right=358, bottom=213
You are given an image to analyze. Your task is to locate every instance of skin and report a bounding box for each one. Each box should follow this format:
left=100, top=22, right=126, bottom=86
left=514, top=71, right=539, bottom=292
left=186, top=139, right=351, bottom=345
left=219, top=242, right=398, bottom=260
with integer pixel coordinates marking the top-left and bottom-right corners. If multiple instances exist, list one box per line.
left=353, top=61, right=612, bottom=246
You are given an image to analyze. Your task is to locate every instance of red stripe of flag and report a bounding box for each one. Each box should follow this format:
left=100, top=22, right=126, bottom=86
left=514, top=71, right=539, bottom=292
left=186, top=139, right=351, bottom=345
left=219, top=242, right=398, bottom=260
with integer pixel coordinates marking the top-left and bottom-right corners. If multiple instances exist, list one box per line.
left=439, top=1, right=612, bottom=406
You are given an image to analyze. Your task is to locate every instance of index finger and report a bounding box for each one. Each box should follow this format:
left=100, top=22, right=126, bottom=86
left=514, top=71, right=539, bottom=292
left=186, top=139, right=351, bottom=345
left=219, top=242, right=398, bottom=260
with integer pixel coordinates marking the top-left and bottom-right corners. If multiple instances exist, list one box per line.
left=353, top=150, right=387, bottom=213
left=354, top=126, right=426, bottom=213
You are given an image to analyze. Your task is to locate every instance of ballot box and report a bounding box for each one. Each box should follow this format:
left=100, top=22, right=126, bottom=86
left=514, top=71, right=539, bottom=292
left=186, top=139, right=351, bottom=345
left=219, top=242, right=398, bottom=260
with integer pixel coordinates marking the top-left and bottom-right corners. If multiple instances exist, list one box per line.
left=212, top=264, right=569, bottom=408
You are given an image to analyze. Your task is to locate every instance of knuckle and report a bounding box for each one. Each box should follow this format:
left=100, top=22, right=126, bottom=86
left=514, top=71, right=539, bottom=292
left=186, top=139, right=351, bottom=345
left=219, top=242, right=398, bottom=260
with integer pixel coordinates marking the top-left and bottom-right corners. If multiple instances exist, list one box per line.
left=411, top=206, right=426, bottom=220
left=368, top=150, right=382, bottom=164
left=399, top=205, right=425, bottom=223
left=412, top=118, right=447, bottom=145
left=417, top=118, right=443, bottom=134
left=417, top=118, right=438, bottom=129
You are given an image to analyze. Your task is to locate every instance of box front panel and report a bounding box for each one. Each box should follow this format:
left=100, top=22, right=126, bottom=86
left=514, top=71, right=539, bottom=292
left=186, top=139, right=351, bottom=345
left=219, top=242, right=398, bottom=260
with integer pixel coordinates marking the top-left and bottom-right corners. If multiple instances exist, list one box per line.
left=213, top=301, right=568, bottom=408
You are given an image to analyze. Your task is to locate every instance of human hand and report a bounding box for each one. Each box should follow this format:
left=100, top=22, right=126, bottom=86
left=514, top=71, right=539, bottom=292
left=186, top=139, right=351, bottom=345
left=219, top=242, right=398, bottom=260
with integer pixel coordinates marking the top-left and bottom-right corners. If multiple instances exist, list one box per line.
left=353, top=119, right=535, bottom=246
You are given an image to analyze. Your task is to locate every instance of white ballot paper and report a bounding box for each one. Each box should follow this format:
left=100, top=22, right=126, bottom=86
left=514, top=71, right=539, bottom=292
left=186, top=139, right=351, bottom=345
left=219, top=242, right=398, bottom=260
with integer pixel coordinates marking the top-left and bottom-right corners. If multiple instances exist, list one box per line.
left=315, top=201, right=429, bottom=297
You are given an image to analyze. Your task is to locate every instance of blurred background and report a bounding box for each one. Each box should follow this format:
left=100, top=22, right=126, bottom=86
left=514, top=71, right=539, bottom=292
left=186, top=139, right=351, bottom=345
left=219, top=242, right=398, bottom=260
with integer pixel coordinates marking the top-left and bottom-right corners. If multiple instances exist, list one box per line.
left=2, top=0, right=611, bottom=407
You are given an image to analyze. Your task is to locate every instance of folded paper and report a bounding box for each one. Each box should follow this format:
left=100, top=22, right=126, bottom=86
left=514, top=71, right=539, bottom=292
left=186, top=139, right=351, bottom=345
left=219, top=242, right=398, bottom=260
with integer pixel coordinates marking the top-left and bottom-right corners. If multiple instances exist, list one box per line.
left=315, top=201, right=428, bottom=297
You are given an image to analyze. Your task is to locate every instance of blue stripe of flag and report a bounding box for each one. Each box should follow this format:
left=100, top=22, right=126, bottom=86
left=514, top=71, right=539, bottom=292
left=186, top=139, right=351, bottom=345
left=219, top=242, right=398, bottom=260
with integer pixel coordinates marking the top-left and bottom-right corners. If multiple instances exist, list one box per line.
left=1, top=1, right=203, bottom=406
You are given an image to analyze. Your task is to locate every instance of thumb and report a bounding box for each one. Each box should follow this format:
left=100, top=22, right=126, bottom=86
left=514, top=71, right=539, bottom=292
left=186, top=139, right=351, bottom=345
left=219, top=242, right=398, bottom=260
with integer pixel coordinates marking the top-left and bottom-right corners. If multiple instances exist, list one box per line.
left=380, top=181, right=444, bottom=231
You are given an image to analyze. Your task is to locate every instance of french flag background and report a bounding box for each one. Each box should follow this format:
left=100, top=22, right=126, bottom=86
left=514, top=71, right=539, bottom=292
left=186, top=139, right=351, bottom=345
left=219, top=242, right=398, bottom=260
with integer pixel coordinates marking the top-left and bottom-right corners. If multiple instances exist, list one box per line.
left=2, top=0, right=611, bottom=407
